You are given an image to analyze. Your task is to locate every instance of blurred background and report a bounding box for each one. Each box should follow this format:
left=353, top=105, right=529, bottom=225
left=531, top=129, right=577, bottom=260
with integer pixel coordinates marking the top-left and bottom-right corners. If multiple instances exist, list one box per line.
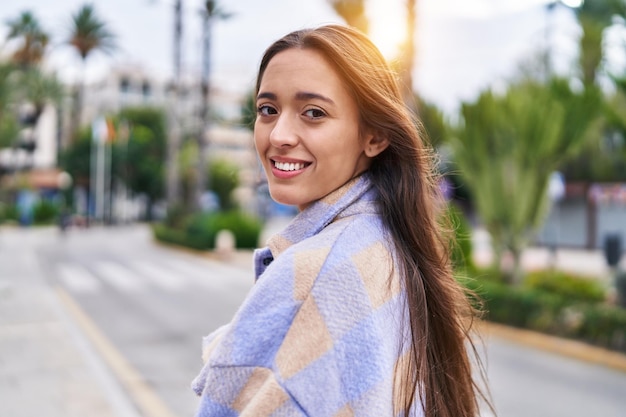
left=1, top=1, right=625, bottom=417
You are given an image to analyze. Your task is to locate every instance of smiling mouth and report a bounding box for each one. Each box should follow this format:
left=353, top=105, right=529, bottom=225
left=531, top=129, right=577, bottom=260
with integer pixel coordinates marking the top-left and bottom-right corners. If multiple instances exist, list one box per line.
left=272, top=160, right=310, bottom=171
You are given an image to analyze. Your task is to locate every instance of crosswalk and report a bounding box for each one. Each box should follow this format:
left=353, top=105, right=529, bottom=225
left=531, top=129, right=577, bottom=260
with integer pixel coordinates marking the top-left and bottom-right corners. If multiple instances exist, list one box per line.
left=55, top=256, right=253, bottom=295
left=56, top=264, right=101, bottom=293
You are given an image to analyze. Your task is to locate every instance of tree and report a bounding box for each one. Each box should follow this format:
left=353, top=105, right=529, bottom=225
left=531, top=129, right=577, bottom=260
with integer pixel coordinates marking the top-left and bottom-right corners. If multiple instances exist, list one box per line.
left=0, top=63, right=19, bottom=151
left=3, top=10, right=61, bottom=143
left=328, top=0, right=368, bottom=33
left=574, top=0, right=626, bottom=86
left=208, top=158, right=239, bottom=211
left=19, top=68, right=64, bottom=125
left=562, top=74, right=626, bottom=182
left=240, top=89, right=256, bottom=131
left=4, top=11, right=49, bottom=69
left=398, top=0, right=417, bottom=112
left=1, top=12, right=63, bottom=181
left=193, top=0, right=232, bottom=210
left=329, top=0, right=419, bottom=112
left=66, top=4, right=115, bottom=141
left=450, top=78, right=602, bottom=284
left=545, top=1, right=626, bottom=183
left=58, top=127, right=92, bottom=188
left=116, top=107, right=167, bottom=220
left=165, top=0, right=183, bottom=214
left=415, top=94, right=447, bottom=149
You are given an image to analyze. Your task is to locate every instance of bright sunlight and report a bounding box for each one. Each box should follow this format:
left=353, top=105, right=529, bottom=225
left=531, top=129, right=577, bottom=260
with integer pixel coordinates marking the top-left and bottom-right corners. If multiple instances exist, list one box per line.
left=367, top=0, right=406, bottom=59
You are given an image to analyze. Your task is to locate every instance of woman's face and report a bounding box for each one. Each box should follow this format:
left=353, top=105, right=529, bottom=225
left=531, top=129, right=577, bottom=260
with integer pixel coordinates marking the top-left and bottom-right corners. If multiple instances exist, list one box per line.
left=254, top=48, right=377, bottom=210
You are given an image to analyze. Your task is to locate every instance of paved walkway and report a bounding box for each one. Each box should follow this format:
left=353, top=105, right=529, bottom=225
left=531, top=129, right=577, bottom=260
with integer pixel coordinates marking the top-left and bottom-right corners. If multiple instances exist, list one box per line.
left=0, top=226, right=139, bottom=417
left=471, top=228, right=625, bottom=283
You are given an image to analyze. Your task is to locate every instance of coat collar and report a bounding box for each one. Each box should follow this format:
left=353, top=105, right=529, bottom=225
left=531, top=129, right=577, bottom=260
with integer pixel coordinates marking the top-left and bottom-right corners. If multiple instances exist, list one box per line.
left=253, top=173, right=378, bottom=278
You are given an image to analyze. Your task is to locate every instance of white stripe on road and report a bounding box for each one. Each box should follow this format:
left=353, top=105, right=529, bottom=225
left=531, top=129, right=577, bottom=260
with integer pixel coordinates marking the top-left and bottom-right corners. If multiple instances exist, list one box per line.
left=128, top=261, right=186, bottom=291
left=164, top=258, right=252, bottom=292
left=57, top=263, right=102, bottom=293
left=94, top=261, right=144, bottom=292
left=162, top=258, right=221, bottom=291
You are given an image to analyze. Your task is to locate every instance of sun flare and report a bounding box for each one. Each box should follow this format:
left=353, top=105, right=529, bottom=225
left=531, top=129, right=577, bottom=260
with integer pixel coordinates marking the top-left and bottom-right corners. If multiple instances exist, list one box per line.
left=367, top=1, right=407, bottom=60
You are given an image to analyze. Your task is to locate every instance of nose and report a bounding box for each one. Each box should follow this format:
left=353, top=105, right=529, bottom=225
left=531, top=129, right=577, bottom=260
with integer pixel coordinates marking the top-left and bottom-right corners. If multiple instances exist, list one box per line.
left=269, top=113, right=299, bottom=148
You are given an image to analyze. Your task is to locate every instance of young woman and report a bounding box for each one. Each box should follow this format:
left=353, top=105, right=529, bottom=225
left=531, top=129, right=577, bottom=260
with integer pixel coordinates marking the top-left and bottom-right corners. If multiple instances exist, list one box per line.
left=192, top=24, right=489, bottom=417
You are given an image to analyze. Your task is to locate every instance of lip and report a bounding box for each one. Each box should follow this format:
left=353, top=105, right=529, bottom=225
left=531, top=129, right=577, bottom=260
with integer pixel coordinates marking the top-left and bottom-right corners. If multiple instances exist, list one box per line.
left=269, top=156, right=311, bottom=179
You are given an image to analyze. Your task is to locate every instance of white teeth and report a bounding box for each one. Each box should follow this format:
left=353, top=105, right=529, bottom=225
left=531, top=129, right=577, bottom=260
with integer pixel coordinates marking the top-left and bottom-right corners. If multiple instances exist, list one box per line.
left=275, top=161, right=306, bottom=171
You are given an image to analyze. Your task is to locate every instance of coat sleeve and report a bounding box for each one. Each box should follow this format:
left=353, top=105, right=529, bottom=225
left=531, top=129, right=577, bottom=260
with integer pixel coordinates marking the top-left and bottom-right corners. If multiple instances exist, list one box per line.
left=191, top=249, right=311, bottom=417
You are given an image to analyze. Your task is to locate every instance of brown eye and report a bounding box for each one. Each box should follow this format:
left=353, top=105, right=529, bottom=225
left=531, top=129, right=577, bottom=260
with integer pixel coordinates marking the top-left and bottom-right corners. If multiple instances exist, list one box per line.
left=304, top=108, right=326, bottom=119
left=257, top=105, right=277, bottom=116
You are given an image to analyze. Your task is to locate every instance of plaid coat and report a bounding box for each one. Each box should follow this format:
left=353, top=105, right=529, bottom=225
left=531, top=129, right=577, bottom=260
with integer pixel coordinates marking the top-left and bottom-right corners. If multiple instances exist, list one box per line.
left=192, top=174, right=418, bottom=417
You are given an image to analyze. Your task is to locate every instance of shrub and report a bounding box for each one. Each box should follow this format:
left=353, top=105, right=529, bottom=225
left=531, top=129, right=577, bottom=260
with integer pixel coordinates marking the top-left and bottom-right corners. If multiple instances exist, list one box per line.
left=33, top=200, right=58, bottom=225
left=462, top=273, right=626, bottom=353
left=570, top=304, right=626, bottom=352
left=464, top=278, right=565, bottom=332
left=616, top=270, right=626, bottom=308
left=152, top=223, right=200, bottom=249
left=209, top=159, right=240, bottom=211
left=164, top=203, right=192, bottom=229
left=210, top=211, right=262, bottom=249
left=524, top=270, right=606, bottom=304
left=0, top=203, right=19, bottom=223
left=444, top=203, right=474, bottom=272
left=154, top=210, right=262, bottom=250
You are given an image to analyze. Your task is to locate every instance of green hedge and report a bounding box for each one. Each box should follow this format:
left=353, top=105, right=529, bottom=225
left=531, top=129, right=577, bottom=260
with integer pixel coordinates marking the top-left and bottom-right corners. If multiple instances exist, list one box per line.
left=570, top=305, right=626, bottom=351
left=0, top=201, right=58, bottom=225
left=33, top=200, right=59, bottom=225
left=524, top=270, right=606, bottom=304
left=462, top=275, right=626, bottom=353
left=0, top=203, right=19, bottom=223
left=153, top=210, right=262, bottom=250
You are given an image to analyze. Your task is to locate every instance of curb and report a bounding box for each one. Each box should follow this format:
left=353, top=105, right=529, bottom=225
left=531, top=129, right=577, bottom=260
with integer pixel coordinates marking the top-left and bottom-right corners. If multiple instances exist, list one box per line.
left=55, top=287, right=181, bottom=417
left=479, top=321, right=626, bottom=374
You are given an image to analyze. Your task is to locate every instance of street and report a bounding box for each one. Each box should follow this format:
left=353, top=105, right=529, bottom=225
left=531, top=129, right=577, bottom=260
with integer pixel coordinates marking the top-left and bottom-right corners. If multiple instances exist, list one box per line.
left=1, top=224, right=625, bottom=417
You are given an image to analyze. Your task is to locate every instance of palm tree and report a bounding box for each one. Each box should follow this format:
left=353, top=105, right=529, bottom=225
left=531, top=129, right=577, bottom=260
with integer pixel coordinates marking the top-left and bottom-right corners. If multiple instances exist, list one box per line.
left=66, top=4, right=115, bottom=141
left=4, top=11, right=49, bottom=69
left=573, top=0, right=626, bottom=86
left=329, top=0, right=418, bottom=112
left=398, top=0, right=417, bottom=112
left=328, top=0, right=369, bottom=33
left=3, top=13, right=63, bottom=166
left=194, top=0, right=232, bottom=210
left=450, top=78, right=602, bottom=284
left=21, top=68, right=64, bottom=125
left=0, top=64, right=19, bottom=150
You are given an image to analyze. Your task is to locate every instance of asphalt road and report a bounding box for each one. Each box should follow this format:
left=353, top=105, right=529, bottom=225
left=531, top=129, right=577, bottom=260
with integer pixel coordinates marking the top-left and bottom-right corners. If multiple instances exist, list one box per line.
left=3, top=224, right=626, bottom=417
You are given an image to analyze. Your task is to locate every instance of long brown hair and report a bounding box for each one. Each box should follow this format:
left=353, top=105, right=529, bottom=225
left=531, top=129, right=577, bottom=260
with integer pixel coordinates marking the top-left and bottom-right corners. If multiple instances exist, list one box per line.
left=256, top=25, right=489, bottom=417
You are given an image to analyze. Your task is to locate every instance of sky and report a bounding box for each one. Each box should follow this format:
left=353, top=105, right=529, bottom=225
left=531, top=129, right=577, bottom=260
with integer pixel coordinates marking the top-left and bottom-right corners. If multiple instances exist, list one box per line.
left=0, top=0, right=601, bottom=115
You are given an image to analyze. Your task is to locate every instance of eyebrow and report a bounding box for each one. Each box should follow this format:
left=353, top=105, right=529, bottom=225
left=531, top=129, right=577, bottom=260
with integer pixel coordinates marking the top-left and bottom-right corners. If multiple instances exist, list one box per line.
left=295, top=91, right=335, bottom=105
left=256, top=91, right=335, bottom=105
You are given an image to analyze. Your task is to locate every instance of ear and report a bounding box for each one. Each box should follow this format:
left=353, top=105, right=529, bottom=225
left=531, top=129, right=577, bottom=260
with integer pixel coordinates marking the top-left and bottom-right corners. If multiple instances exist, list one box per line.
left=363, top=133, right=389, bottom=157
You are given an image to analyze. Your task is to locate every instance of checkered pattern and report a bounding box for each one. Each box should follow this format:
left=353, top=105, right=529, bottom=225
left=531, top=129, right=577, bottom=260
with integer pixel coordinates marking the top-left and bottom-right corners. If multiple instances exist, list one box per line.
left=192, top=174, right=419, bottom=417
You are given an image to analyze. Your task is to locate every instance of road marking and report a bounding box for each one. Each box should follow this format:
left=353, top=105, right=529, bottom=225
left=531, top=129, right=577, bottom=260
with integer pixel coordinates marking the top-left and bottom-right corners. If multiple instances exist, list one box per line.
left=163, top=258, right=222, bottom=291
left=55, top=287, right=180, bottom=417
left=94, top=261, right=144, bottom=292
left=164, top=258, right=251, bottom=292
left=57, top=263, right=102, bottom=293
left=129, top=261, right=186, bottom=291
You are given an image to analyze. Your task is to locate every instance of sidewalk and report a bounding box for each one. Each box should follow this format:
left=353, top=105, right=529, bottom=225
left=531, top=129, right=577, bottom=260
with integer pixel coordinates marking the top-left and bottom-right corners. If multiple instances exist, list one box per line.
left=0, top=227, right=140, bottom=417
left=472, top=228, right=623, bottom=281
